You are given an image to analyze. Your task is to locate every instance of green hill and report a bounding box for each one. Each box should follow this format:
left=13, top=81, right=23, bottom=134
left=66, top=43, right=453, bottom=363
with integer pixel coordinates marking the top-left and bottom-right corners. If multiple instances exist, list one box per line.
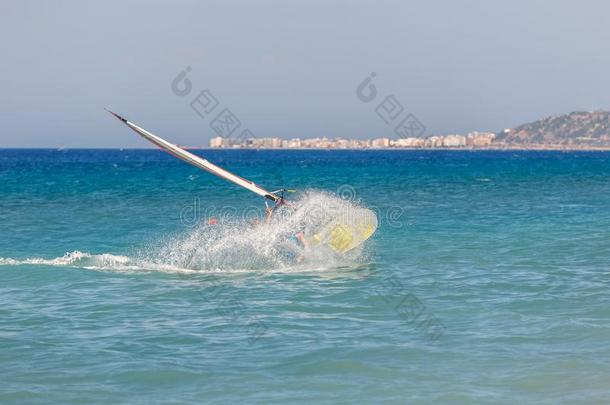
left=496, top=111, right=610, bottom=147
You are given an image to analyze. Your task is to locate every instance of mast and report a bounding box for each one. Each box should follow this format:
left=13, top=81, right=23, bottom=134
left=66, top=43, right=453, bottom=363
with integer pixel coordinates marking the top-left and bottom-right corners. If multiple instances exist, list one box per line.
left=106, top=109, right=278, bottom=202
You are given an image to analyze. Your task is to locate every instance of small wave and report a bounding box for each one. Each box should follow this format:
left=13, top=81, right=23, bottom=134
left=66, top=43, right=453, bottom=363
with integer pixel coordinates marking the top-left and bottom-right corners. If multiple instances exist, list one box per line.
left=0, top=251, right=194, bottom=273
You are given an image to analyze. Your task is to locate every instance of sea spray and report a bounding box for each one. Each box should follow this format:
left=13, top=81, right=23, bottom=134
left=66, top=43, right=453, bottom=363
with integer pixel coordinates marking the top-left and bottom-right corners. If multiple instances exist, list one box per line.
left=150, top=190, right=369, bottom=271
left=0, top=191, right=372, bottom=273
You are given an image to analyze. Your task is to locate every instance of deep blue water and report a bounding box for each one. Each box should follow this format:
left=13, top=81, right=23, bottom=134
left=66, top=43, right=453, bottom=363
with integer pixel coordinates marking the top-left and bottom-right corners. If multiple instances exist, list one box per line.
left=1, top=149, right=610, bottom=403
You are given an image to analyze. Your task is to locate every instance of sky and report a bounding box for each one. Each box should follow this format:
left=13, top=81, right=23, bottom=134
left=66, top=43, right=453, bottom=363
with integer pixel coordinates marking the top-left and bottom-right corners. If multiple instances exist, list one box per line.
left=1, top=0, right=609, bottom=148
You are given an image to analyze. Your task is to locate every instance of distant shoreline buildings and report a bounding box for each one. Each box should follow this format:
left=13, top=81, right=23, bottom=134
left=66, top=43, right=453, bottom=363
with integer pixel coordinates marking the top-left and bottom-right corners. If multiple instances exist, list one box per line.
left=209, top=132, right=496, bottom=149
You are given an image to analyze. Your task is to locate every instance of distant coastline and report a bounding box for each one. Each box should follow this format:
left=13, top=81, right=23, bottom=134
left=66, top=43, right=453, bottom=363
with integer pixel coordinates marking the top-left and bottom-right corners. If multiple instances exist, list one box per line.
left=207, top=132, right=497, bottom=150
left=203, top=144, right=610, bottom=152
left=207, top=110, right=610, bottom=151
left=6, top=146, right=610, bottom=151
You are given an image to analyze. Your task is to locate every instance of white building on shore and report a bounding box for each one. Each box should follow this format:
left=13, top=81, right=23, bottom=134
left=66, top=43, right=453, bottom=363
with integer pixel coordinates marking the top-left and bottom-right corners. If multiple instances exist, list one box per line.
left=209, top=136, right=226, bottom=148
left=443, top=134, right=466, bottom=147
left=371, top=138, right=390, bottom=148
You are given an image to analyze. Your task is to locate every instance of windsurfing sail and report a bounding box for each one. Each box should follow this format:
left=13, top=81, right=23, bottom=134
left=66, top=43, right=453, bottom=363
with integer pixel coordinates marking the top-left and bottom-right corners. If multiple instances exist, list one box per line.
left=106, top=109, right=279, bottom=202
left=306, top=207, right=377, bottom=253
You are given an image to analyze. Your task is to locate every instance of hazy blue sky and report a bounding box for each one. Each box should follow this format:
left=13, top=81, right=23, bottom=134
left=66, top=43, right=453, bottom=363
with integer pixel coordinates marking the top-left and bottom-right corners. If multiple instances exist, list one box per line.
left=1, top=0, right=609, bottom=147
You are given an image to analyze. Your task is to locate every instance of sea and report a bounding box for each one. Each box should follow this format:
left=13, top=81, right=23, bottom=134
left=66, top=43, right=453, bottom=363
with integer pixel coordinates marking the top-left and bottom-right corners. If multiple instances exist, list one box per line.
left=1, top=149, right=610, bottom=404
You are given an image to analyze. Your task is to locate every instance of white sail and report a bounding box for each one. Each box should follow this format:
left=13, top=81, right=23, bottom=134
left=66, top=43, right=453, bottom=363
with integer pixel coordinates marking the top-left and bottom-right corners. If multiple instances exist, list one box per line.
left=107, top=110, right=278, bottom=202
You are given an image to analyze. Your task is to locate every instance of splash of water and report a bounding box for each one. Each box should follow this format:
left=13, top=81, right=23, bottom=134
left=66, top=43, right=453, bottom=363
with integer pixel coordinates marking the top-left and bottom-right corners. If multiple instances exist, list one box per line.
left=148, top=191, right=369, bottom=271
left=1, top=191, right=373, bottom=273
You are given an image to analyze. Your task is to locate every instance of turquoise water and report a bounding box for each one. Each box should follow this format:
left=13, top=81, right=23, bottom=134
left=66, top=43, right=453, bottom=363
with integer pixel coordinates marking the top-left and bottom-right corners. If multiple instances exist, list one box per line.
left=1, top=149, right=610, bottom=403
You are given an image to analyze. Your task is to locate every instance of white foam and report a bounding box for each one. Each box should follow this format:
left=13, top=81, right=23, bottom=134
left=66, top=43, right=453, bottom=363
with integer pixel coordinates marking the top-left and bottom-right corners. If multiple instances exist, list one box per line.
left=0, top=251, right=192, bottom=273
